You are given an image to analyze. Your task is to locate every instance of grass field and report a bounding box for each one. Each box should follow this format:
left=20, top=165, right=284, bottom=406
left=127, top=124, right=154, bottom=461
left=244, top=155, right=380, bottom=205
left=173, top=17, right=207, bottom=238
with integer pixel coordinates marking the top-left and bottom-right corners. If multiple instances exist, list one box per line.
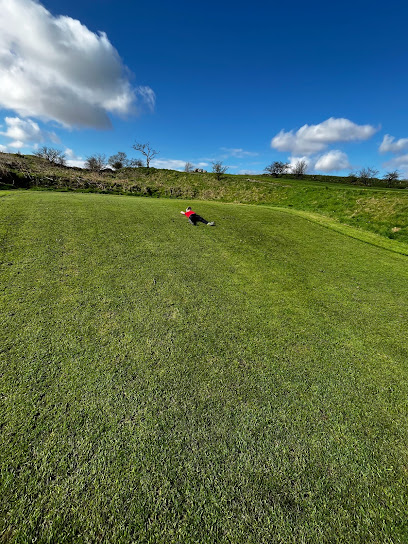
left=2, top=152, right=408, bottom=246
left=1, top=191, right=408, bottom=543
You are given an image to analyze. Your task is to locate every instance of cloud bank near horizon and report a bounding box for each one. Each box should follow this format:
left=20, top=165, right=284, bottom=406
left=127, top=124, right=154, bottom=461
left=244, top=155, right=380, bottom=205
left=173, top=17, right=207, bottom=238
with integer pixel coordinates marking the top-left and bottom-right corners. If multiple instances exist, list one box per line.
left=271, top=117, right=378, bottom=156
left=380, top=134, right=408, bottom=175
left=0, top=0, right=155, bottom=129
left=0, top=116, right=59, bottom=149
left=151, top=159, right=209, bottom=171
left=281, top=150, right=351, bottom=174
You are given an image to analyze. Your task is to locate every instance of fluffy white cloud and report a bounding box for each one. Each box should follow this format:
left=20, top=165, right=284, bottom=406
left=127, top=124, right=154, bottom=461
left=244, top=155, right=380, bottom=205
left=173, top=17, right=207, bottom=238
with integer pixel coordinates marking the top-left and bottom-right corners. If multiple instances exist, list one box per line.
left=314, top=150, right=351, bottom=172
left=379, top=134, right=408, bottom=154
left=286, top=156, right=314, bottom=173
left=0, top=0, right=154, bottom=128
left=151, top=159, right=189, bottom=171
left=271, top=117, right=378, bottom=155
left=64, top=148, right=86, bottom=168
left=0, top=116, right=58, bottom=148
left=9, top=140, right=24, bottom=149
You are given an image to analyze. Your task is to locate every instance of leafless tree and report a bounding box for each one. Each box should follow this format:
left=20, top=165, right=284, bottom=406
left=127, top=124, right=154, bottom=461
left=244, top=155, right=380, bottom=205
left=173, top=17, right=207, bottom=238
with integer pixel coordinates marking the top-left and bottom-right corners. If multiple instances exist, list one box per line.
left=264, top=161, right=289, bottom=177
left=383, top=170, right=400, bottom=184
left=184, top=162, right=194, bottom=173
left=85, top=153, right=107, bottom=171
left=212, top=161, right=228, bottom=180
left=34, top=146, right=66, bottom=166
left=132, top=142, right=159, bottom=168
left=358, top=167, right=379, bottom=186
left=291, top=159, right=308, bottom=178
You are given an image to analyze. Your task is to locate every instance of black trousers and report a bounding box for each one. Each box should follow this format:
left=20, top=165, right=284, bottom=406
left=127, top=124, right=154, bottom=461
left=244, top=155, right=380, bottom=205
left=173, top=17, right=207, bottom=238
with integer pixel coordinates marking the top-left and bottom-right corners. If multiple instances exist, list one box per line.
left=188, top=213, right=208, bottom=225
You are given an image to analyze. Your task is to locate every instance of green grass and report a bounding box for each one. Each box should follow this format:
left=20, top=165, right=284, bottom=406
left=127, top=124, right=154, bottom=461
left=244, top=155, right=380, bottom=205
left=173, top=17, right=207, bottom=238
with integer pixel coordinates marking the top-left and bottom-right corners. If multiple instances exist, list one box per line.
left=1, top=191, right=408, bottom=543
left=2, top=152, right=408, bottom=246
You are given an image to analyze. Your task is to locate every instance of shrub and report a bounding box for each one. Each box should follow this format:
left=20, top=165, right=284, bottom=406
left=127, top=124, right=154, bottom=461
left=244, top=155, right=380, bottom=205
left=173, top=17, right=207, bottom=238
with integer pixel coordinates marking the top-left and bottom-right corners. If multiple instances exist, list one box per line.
left=108, top=152, right=130, bottom=170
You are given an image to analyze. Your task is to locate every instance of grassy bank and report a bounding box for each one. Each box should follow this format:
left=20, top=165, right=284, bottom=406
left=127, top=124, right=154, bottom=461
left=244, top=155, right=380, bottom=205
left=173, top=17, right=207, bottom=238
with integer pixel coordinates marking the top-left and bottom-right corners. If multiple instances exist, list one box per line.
left=1, top=152, right=408, bottom=245
left=1, top=192, right=407, bottom=543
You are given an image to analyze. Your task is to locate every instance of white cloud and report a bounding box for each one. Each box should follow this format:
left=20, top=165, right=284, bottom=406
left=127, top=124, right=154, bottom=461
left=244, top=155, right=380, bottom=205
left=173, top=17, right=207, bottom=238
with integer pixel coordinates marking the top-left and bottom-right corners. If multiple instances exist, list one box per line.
left=287, top=155, right=314, bottom=171
left=271, top=117, right=378, bottom=155
left=384, top=154, right=408, bottom=166
left=0, top=0, right=154, bottom=128
left=382, top=154, right=408, bottom=176
left=151, top=159, right=190, bottom=171
left=221, top=147, right=259, bottom=158
left=286, top=151, right=351, bottom=174
left=135, top=86, right=156, bottom=113
left=314, top=150, right=351, bottom=172
left=379, top=134, right=408, bottom=154
left=0, top=144, right=7, bottom=152
left=151, top=159, right=209, bottom=171
left=9, top=140, right=24, bottom=149
left=0, top=116, right=58, bottom=148
left=66, top=159, right=86, bottom=168
left=64, top=148, right=86, bottom=168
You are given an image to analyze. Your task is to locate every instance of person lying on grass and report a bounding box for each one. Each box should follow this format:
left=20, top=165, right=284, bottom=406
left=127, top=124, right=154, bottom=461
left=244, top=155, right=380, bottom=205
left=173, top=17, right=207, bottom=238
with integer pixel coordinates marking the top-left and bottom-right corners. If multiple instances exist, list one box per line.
left=180, top=207, right=215, bottom=226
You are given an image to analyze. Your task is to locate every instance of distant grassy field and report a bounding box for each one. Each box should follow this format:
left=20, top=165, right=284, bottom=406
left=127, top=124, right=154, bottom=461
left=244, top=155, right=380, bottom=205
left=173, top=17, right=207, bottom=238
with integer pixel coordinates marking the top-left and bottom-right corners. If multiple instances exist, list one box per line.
left=1, top=191, right=407, bottom=543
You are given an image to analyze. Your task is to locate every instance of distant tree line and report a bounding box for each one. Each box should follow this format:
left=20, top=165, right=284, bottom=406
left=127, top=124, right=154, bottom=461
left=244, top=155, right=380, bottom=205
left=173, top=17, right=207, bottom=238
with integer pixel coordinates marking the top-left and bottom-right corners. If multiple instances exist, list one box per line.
left=32, top=145, right=406, bottom=188
left=262, top=160, right=406, bottom=187
left=34, top=141, right=160, bottom=172
left=347, top=167, right=403, bottom=187
left=33, top=142, right=234, bottom=181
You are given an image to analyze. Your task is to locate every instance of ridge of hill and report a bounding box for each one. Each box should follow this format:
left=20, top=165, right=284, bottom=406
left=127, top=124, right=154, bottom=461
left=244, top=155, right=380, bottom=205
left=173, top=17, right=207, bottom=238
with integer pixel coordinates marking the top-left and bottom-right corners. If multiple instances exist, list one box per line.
left=1, top=152, right=408, bottom=246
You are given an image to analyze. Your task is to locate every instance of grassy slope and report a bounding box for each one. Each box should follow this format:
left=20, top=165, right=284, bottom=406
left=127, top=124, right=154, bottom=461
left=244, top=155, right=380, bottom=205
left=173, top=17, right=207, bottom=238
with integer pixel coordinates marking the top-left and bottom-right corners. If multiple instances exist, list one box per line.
left=1, top=153, right=408, bottom=246
left=1, top=191, right=408, bottom=543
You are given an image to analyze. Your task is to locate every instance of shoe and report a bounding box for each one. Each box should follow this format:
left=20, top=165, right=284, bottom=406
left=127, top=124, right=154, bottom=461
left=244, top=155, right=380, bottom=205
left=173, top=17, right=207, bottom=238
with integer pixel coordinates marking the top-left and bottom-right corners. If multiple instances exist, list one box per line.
left=207, top=221, right=215, bottom=226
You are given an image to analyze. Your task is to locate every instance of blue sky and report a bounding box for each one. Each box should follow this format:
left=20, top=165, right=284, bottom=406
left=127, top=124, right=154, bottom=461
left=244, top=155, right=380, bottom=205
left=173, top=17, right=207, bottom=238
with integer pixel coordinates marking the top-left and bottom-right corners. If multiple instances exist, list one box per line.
left=1, top=0, right=408, bottom=176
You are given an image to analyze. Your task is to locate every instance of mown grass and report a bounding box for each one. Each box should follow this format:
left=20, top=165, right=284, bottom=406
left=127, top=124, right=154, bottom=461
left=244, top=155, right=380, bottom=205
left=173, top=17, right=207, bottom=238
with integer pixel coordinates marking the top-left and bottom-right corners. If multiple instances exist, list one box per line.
left=1, top=191, right=408, bottom=543
left=1, top=152, right=408, bottom=245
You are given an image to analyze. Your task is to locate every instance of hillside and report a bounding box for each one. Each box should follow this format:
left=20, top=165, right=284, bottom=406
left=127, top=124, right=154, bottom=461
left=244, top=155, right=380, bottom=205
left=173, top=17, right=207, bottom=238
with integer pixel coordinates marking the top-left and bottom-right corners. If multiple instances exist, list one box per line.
left=1, top=152, right=408, bottom=246
left=1, top=192, right=407, bottom=543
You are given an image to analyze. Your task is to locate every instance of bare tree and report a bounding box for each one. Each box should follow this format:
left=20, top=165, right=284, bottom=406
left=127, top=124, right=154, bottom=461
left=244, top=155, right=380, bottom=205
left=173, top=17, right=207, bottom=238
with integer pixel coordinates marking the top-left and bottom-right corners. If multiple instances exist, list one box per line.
left=383, top=170, right=400, bottom=184
left=212, top=161, right=228, bottom=180
left=132, top=142, right=159, bottom=168
left=34, top=146, right=66, bottom=166
left=184, top=162, right=194, bottom=173
left=108, top=151, right=130, bottom=170
left=291, top=159, right=308, bottom=178
left=358, top=167, right=379, bottom=186
left=264, top=161, right=289, bottom=177
left=85, top=153, right=107, bottom=172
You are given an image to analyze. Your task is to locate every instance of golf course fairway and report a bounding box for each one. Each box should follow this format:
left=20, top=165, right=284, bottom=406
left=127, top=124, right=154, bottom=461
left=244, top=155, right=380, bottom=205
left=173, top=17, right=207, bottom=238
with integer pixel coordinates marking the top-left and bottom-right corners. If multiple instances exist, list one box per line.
left=1, top=191, right=407, bottom=543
